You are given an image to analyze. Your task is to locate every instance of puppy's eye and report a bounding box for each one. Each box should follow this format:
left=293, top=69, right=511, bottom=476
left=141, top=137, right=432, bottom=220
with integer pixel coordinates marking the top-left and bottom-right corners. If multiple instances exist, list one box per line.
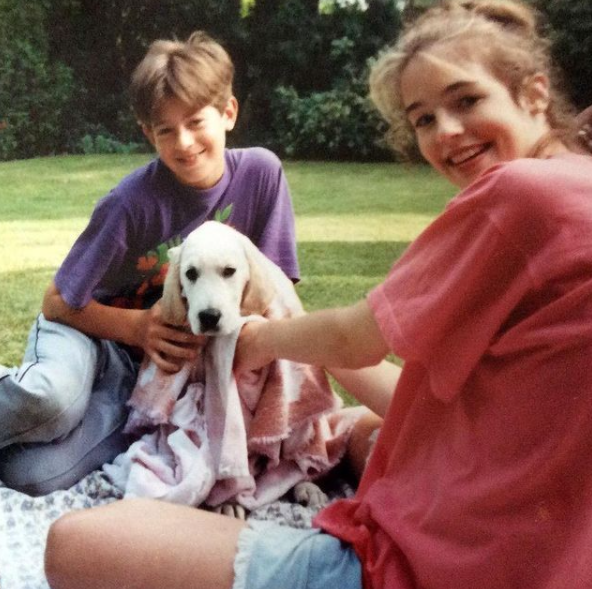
left=185, top=267, right=199, bottom=282
left=222, top=266, right=236, bottom=278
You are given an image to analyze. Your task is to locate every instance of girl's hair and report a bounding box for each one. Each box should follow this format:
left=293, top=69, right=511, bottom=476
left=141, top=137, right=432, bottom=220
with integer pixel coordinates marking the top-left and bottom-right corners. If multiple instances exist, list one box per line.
left=369, top=0, right=579, bottom=158
left=130, top=31, right=234, bottom=126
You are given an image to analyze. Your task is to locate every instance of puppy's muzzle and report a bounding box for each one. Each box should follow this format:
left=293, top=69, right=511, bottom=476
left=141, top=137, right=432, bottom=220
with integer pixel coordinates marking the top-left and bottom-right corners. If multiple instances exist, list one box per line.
left=198, top=308, right=222, bottom=333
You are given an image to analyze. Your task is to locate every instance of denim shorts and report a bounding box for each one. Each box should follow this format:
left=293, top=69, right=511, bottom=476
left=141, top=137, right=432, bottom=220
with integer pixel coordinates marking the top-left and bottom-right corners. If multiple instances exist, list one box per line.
left=232, top=520, right=362, bottom=589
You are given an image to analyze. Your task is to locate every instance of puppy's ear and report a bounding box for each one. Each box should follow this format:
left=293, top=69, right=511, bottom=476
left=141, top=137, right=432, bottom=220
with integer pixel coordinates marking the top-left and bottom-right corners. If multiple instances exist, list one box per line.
left=160, top=245, right=187, bottom=326
left=240, top=240, right=276, bottom=317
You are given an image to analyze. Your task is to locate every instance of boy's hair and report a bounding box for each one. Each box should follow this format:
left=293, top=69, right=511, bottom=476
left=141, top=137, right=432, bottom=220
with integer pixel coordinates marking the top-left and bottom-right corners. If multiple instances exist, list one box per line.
left=130, top=31, right=234, bottom=126
left=369, top=0, right=576, bottom=159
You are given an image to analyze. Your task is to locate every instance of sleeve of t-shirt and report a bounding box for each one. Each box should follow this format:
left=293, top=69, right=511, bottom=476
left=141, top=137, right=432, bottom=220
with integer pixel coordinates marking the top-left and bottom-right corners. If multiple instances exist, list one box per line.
left=251, top=151, right=300, bottom=282
left=54, top=191, right=135, bottom=309
left=367, top=170, right=538, bottom=403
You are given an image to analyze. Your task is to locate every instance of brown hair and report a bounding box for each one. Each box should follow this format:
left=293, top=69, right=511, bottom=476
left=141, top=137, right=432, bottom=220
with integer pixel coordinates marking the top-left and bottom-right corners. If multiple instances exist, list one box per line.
left=130, top=31, right=234, bottom=126
left=369, top=0, right=578, bottom=158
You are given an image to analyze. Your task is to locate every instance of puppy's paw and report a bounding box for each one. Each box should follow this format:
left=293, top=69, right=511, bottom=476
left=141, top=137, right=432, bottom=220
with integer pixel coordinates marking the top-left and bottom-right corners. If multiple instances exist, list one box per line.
left=212, top=503, right=248, bottom=520
left=293, top=481, right=328, bottom=509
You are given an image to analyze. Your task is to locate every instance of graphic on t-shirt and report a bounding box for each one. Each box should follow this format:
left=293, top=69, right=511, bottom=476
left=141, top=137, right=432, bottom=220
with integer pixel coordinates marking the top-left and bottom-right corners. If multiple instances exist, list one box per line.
left=214, top=203, right=233, bottom=223
left=109, top=205, right=233, bottom=310
left=110, top=235, right=182, bottom=310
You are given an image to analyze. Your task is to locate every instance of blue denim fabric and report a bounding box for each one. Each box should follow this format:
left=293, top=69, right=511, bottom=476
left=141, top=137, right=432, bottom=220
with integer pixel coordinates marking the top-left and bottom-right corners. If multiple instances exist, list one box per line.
left=0, top=314, right=137, bottom=494
left=233, top=520, right=362, bottom=589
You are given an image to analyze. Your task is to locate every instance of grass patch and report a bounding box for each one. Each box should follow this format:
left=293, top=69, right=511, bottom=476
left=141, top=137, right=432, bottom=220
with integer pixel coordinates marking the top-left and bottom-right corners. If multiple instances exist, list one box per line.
left=0, top=154, right=455, bottom=368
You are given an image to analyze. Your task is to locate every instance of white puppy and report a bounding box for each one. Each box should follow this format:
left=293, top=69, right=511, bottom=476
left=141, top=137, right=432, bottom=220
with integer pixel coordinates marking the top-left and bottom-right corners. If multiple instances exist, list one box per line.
left=158, top=221, right=328, bottom=517
left=161, top=221, right=281, bottom=334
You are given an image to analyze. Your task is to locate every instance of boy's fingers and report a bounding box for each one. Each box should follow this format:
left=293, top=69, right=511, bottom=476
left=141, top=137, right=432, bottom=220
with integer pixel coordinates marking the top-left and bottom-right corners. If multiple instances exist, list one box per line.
left=160, top=325, right=204, bottom=346
left=150, top=352, right=182, bottom=373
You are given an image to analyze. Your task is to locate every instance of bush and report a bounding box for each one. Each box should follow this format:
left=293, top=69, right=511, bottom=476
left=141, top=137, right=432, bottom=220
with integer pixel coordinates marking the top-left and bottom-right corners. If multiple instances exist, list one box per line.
left=271, top=80, right=389, bottom=160
left=0, top=1, right=75, bottom=160
left=76, top=128, right=145, bottom=155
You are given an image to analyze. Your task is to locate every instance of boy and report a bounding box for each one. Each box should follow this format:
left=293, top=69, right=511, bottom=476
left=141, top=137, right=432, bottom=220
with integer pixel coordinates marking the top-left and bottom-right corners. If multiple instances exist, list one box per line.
left=0, top=31, right=299, bottom=496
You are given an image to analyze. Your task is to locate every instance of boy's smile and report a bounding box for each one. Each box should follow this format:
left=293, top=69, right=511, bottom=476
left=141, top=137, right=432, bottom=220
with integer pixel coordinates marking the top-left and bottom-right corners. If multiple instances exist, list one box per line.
left=143, top=97, right=238, bottom=189
left=401, top=48, right=552, bottom=189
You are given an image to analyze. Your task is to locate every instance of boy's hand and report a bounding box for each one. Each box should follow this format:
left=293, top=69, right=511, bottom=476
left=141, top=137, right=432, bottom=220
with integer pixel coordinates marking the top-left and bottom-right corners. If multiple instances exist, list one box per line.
left=233, top=321, right=275, bottom=375
left=139, top=302, right=206, bottom=373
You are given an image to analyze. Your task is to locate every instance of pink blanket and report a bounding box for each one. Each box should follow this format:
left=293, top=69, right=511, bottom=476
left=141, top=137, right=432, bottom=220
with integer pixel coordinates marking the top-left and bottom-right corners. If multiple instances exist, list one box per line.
left=105, top=281, right=365, bottom=511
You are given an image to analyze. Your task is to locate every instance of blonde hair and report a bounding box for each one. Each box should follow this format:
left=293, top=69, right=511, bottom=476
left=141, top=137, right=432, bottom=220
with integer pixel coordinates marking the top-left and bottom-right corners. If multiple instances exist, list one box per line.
left=130, top=31, right=234, bottom=126
left=369, top=0, right=576, bottom=158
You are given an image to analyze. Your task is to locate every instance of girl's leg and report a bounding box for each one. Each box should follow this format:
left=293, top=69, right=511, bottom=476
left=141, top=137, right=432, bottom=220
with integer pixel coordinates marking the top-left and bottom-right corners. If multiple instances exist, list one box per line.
left=346, top=410, right=383, bottom=481
left=45, top=499, right=246, bottom=589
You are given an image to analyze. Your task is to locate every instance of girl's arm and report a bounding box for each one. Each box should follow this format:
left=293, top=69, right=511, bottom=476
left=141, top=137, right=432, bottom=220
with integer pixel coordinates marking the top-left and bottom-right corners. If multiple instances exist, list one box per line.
left=42, top=281, right=204, bottom=372
left=235, top=299, right=388, bottom=371
left=329, top=361, right=401, bottom=419
left=234, top=299, right=393, bottom=411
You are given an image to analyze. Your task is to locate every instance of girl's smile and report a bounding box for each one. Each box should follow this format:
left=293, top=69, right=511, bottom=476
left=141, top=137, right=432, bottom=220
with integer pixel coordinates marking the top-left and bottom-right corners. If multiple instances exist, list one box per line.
left=401, top=48, right=552, bottom=189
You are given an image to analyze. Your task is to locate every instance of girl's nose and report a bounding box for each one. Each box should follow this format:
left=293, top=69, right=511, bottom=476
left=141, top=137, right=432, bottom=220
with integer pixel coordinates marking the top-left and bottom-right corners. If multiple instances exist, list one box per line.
left=435, top=112, right=463, bottom=142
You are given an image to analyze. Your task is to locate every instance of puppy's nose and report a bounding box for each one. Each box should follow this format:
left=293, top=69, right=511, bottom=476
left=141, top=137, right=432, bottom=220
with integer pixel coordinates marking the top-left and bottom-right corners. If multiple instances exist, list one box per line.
left=198, top=308, right=222, bottom=332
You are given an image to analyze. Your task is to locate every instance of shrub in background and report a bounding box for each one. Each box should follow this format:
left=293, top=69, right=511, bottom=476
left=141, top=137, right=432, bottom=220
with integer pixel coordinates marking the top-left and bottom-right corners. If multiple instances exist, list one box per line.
left=0, top=0, right=74, bottom=160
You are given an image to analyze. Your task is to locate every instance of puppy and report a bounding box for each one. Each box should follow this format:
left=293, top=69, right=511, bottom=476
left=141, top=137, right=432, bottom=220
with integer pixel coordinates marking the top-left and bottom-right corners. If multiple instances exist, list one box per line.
left=159, top=221, right=327, bottom=517
left=161, top=221, right=292, bottom=333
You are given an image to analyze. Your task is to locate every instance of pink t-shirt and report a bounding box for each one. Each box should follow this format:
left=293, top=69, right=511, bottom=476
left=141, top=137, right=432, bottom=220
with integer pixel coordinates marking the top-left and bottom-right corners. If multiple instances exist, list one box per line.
left=315, top=153, right=592, bottom=589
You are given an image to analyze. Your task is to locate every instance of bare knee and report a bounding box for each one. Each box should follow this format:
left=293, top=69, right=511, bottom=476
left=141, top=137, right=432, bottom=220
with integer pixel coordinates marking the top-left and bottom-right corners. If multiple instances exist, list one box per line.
left=45, top=510, right=90, bottom=589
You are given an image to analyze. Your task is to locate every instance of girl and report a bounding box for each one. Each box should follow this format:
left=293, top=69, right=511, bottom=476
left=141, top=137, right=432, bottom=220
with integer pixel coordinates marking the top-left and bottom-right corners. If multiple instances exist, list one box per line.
left=44, top=2, right=592, bottom=588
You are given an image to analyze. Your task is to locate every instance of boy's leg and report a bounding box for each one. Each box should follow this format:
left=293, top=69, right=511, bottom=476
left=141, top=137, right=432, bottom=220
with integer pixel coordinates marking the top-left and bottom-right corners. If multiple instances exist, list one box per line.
left=45, top=499, right=245, bottom=589
left=0, top=315, right=138, bottom=494
left=0, top=314, right=99, bottom=447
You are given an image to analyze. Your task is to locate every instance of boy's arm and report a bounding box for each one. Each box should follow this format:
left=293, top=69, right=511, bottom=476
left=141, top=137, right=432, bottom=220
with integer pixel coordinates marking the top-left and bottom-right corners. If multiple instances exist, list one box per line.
left=234, top=299, right=395, bottom=414
left=42, top=281, right=203, bottom=372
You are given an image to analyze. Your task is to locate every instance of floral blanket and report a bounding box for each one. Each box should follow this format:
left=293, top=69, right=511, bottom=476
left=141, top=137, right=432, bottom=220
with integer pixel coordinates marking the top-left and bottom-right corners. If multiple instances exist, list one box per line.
left=0, top=469, right=354, bottom=589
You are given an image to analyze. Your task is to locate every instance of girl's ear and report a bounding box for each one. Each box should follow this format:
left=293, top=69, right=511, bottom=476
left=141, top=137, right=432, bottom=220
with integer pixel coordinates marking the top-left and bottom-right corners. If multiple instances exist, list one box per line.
left=520, top=73, right=551, bottom=115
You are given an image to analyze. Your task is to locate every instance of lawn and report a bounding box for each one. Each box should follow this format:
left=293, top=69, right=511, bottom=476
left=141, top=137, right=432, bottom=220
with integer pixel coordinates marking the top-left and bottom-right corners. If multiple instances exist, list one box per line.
left=0, top=154, right=455, bottom=368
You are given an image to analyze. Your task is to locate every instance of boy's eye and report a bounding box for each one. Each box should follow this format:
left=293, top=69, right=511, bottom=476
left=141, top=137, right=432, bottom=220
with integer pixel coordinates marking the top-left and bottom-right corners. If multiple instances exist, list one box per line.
left=457, top=95, right=480, bottom=109
left=156, top=127, right=172, bottom=136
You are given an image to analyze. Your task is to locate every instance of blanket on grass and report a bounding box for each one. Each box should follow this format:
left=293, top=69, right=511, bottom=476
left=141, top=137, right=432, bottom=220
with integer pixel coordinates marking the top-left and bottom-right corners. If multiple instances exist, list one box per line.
left=0, top=469, right=355, bottom=589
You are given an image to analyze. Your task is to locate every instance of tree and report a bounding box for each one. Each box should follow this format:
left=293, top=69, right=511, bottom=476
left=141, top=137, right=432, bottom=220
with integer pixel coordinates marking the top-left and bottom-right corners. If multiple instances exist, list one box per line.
left=0, top=0, right=74, bottom=159
left=45, top=0, right=243, bottom=148
left=534, top=0, right=592, bottom=111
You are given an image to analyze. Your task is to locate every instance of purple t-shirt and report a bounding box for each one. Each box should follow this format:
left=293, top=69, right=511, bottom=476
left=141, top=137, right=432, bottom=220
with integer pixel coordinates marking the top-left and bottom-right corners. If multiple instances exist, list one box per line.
left=55, top=147, right=299, bottom=310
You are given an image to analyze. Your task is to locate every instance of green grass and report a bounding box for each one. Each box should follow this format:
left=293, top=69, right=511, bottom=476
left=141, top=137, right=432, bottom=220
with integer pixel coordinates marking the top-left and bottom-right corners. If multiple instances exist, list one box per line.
left=0, top=154, right=455, bottom=367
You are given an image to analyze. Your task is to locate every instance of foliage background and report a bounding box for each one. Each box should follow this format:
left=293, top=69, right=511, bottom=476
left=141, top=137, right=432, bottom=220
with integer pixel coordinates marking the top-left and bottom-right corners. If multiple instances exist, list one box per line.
left=0, top=0, right=591, bottom=163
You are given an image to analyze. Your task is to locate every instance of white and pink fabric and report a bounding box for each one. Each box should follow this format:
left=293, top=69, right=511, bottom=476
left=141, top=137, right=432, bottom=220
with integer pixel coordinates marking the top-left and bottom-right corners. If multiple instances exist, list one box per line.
left=105, top=231, right=365, bottom=510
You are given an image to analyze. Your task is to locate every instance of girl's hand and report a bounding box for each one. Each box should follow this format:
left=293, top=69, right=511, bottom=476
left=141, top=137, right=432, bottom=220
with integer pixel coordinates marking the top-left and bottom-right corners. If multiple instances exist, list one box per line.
left=233, top=321, right=274, bottom=375
left=138, top=302, right=206, bottom=373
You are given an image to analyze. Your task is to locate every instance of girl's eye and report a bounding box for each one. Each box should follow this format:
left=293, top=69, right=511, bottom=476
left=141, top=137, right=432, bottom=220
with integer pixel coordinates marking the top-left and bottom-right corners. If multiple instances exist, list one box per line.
left=413, top=113, right=434, bottom=129
left=156, top=127, right=172, bottom=136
